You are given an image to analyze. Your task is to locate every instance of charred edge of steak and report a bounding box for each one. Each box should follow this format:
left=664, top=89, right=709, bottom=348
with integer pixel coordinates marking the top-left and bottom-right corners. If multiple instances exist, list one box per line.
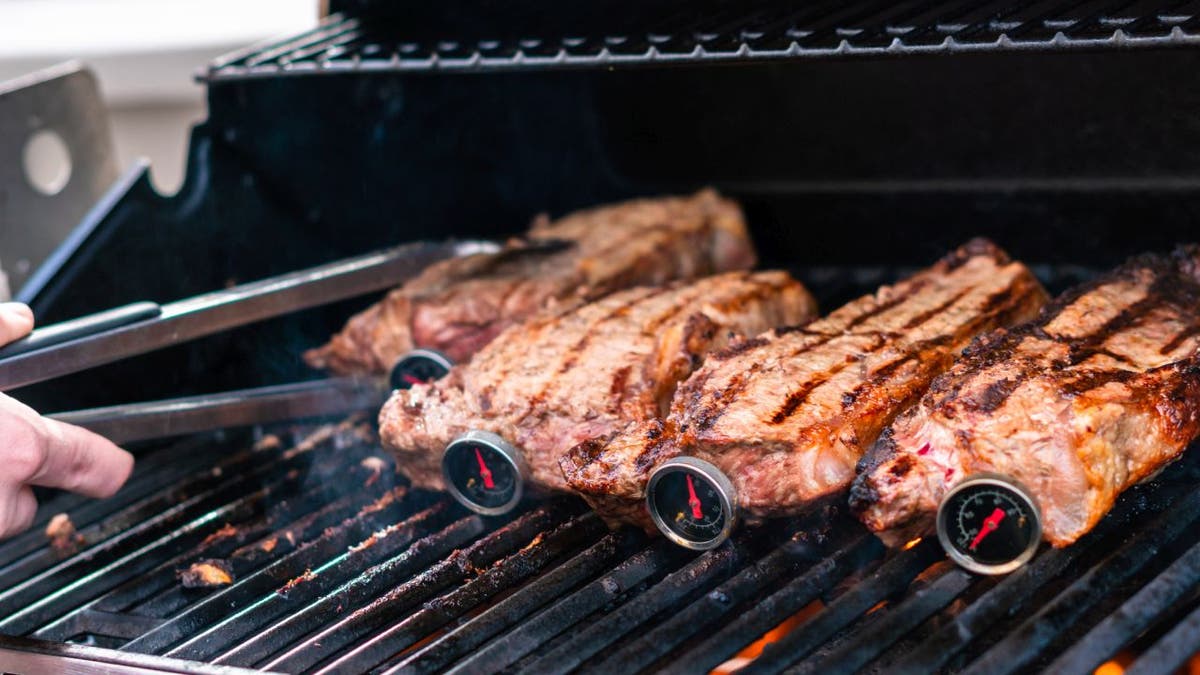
left=854, top=427, right=898, bottom=479
left=928, top=245, right=1200, bottom=413
left=940, top=237, right=1010, bottom=270
left=1038, top=244, right=1200, bottom=328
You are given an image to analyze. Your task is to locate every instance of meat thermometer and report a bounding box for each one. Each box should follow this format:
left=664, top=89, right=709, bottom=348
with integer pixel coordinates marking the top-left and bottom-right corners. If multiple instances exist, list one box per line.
left=646, top=457, right=737, bottom=550
left=389, top=349, right=453, bottom=391
left=442, top=430, right=527, bottom=515
left=936, top=474, right=1042, bottom=575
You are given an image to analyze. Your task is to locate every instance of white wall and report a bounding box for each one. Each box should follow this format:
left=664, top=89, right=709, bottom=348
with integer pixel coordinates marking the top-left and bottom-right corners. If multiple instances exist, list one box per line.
left=0, top=0, right=319, bottom=193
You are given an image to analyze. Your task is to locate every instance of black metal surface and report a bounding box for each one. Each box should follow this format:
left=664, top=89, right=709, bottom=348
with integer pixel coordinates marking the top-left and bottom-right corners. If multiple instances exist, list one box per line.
left=30, top=22, right=1200, bottom=418
left=205, top=2, right=1200, bottom=79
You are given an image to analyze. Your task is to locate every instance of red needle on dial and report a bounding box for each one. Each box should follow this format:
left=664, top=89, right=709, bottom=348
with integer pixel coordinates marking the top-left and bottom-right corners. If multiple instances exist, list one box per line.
left=686, top=475, right=703, bottom=519
left=474, top=448, right=496, bottom=489
left=969, top=507, right=1006, bottom=550
left=401, top=374, right=423, bottom=385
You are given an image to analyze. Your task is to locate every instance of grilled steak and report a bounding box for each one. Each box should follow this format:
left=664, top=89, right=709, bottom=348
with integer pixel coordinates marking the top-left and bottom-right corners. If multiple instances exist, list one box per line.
left=305, top=190, right=756, bottom=374
left=851, top=245, right=1200, bottom=547
left=379, top=271, right=817, bottom=491
left=563, top=240, right=1047, bottom=528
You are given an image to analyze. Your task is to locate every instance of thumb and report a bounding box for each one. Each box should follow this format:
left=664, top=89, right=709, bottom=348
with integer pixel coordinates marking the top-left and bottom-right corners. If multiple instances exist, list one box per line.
left=0, top=303, right=33, bottom=346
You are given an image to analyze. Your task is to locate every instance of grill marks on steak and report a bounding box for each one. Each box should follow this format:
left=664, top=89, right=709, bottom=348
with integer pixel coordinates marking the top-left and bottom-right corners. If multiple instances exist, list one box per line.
left=561, top=239, right=1048, bottom=529
left=378, top=271, right=818, bottom=493
left=851, top=245, right=1200, bottom=547
left=304, top=190, right=757, bottom=374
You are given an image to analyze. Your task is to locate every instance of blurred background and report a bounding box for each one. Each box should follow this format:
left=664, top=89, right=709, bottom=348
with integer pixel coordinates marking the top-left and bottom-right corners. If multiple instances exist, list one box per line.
left=1, top=0, right=318, bottom=195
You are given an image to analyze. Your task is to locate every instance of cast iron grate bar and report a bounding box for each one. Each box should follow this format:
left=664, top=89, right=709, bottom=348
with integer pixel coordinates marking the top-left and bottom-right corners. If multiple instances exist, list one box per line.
left=330, top=513, right=605, bottom=673
left=210, top=515, right=489, bottom=667
left=33, top=485, right=378, bottom=641
left=1047, top=537, right=1200, bottom=673
left=119, top=486, right=418, bottom=655
left=525, top=533, right=753, bottom=675
left=260, top=502, right=581, bottom=673
left=789, top=564, right=976, bottom=675
left=0, top=434, right=375, bottom=638
left=165, top=501, right=456, bottom=661
left=444, top=539, right=690, bottom=675
left=733, top=537, right=944, bottom=675
left=587, top=524, right=854, bottom=673
left=383, top=529, right=643, bottom=675
left=659, top=527, right=888, bottom=674
left=960, top=486, right=1200, bottom=675
left=0, top=434, right=227, bottom=570
left=202, top=0, right=1200, bottom=80
left=1128, top=599, right=1200, bottom=675
left=885, top=453, right=1199, bottom=673
left=0, top=434, right=301, bottom=585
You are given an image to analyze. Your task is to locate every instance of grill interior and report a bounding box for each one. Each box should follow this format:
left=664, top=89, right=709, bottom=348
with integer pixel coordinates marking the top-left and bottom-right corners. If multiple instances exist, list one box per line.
left=10, top=2, right=1200, bottom=671
left=3, top=266, right=1199, bottom=674
left=203, top=0, right=1200, bottom=79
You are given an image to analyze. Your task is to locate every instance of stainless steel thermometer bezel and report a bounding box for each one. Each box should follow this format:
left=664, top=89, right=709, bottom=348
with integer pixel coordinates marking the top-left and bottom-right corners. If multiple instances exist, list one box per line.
left=390, top=348, right=454, bottom=390
left=441, top=430, right=527, bottom=516
left=936, top=473, right=1043, bottom=575
left=646, top=456, right=738, bottom=550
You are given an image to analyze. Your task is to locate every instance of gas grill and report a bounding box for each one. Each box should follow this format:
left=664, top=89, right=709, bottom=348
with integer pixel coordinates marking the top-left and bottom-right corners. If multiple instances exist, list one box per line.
left=4, top=0, right=1200, bottom=672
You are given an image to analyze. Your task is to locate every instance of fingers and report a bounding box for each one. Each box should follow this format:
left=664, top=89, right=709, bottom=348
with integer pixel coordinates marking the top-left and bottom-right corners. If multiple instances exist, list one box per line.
left=0, top=394, right=134, bottom=499
left=0, top=303, right=33, bottom=346
left=27, top=418, right=134, bottom=498
left=0, top=485, right=37, bottom=538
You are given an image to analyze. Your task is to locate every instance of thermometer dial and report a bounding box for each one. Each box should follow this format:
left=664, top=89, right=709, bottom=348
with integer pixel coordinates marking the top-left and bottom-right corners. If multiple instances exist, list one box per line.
left=936, top=474, right=1042, bottom=575
left=390, top=349, right=453, bottom=391
left=441, top=431, right=526, bottom=515
left=646, top=457, right=737, bottom=550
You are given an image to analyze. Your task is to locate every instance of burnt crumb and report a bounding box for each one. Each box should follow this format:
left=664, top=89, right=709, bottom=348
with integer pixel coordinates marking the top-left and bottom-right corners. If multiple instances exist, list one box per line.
left=200, top=523, right=239, bottom=547
left=360, top=456, right=388, bottom=487
left=178, top=559, right=235, bottom=588
left=357, top=487, right=407, bottom=517
left=841, top=390, right=860, bottom=408
left=45, top=513, right=84, bottom=558
left=349, top=532, right=381, bottom=554
left=277, top=568, right=316, bottom=595
left=253, top=434, right=282, bottom=452
left=888, top=454, right=916, bottom=479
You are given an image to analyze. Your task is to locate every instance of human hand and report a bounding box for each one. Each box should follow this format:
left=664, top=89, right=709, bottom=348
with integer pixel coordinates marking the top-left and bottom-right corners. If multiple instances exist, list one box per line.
left=0, top=302, right=134, bottom=536
left=0, top=302, right=33, bottom=346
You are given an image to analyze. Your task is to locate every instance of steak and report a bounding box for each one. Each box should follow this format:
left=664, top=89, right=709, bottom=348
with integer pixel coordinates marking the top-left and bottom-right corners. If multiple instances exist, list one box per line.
left=379, top=271, right=817, bottom=491
left=305, top=190, right=756, bottom=374
left=562, top=239, right=1047, bottom=529
left=851, top=245, right=1200, bottom=547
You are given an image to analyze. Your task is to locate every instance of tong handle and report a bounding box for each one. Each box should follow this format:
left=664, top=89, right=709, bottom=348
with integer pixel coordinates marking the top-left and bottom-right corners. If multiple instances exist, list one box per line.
left=47, top=377, right=387, bottom=444
left=0, top=240, right=482, bottom=391
left=0, top=302, right=161, bottom=360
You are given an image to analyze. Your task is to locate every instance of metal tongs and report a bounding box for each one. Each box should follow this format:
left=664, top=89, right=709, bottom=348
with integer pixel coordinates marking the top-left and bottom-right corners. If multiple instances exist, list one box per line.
left=0, top=239, right=501, bottom=444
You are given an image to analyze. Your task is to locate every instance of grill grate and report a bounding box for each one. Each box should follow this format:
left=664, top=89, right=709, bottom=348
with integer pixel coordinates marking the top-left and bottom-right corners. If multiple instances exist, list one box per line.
left=202, top=0, right=1200, bottom=80
left=0, top=413, right=1197, bottom=672
left=0, top=267, right=1198, bottom=673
